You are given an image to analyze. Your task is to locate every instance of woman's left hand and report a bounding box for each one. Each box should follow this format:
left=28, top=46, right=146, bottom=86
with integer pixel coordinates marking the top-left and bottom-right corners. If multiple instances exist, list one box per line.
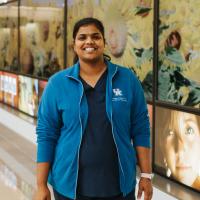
left=137, top=177, right=153, bottom=200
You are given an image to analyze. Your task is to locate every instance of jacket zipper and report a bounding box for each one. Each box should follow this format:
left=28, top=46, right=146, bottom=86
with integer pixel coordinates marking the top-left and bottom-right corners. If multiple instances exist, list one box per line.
left=110, top=68, right=125, bottom=194
left=67, top=76, right=84, bottom=200
left=74, top=81, right=84, bottom=200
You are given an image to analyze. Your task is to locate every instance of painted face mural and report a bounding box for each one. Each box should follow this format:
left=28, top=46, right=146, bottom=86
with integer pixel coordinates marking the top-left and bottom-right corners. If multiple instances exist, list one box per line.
left=155, top=107, right=200, bottom=191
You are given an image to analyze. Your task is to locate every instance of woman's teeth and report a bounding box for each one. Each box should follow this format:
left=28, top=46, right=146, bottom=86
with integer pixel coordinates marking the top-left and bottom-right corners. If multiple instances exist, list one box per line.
left=85, top=48, right=96, bottom=52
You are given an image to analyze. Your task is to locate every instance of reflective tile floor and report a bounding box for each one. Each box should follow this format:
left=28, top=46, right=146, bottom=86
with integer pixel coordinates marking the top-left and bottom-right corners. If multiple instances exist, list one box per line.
left=0, top=159, right=33, bottom=200
left=0, top=123, right=36, bottom=200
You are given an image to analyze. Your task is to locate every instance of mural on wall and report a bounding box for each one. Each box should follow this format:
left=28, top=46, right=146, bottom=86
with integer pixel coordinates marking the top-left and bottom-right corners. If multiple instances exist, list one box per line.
left=20, top=0, right=64, bottom=78
left=1, top=72, right=19, bottom=108
left=22, top=0, right=64, bottom=7
left=18, top=75, right=38, bottom=117
left=154, top=106, right=200, bottom=191
left=0, top=71, right=3, bottom=102
left=67, top=0, right=153, bottom=100
left=0, top=4, right=18, bottom=72
left=158, top=0, right=200, bottom=108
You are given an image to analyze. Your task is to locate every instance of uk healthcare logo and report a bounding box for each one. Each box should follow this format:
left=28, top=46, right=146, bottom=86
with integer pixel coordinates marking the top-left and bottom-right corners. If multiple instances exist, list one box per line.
left=112, top=88, right=127, bottom=102
left=113, top=88, right=123, bottom=96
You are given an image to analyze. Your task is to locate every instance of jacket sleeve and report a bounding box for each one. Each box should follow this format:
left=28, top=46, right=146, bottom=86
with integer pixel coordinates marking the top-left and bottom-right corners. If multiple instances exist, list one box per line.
left=36, top=79, right=62, bottom=163
left=130, top=72, right=151, bottom=148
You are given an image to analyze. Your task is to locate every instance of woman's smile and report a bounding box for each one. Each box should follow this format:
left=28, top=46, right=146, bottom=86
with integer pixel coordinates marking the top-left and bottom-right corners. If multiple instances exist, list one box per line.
left=74, top=24, right=105, bottom=62
left=83, top=47, right=98, bottom=52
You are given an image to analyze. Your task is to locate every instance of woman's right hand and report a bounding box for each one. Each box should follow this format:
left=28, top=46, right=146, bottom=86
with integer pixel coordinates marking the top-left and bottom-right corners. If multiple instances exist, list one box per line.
left=34, top=185, right=51, bottom=200
left=35, top=163, right=51, bottom=200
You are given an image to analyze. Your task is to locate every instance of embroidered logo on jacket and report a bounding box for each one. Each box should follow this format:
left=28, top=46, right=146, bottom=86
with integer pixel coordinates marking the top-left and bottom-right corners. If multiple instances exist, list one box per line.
left=113, top=88, right=122, bottom=96
left=112, top=88, right=127, bottom=102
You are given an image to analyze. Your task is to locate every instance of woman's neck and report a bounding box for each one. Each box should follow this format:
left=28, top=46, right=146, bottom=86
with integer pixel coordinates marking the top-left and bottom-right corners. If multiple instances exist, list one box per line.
left=79, top=58, right=107, bottom=87
left=79, top=58, right=107, bottom=77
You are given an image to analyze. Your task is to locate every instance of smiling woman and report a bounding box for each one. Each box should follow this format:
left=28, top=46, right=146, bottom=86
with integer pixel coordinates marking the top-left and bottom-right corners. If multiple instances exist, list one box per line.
left=72, top=17, right=108, bottom=66
left=73, top=24, right=105, bottom=65
left=35, top=17, right=152, bottom=200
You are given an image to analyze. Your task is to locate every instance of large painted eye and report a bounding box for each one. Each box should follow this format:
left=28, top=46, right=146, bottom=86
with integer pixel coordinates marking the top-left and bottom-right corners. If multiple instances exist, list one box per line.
left=185, top=127, right=194, bottom=135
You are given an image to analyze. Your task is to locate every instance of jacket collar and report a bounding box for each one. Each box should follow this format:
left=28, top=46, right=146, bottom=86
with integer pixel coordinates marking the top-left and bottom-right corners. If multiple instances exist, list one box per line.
left=65, top=62, right=80, bottom=80
left=65, top=60, right=118, bottom=81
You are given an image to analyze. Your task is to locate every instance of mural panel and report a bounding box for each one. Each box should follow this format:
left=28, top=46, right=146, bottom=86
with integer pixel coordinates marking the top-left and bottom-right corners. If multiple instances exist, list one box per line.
left=18, top=75, right=38, bottom=116
left=1, top=72, right=19, bottom=108
left=158, top=0, right=200, bottom=108
left=20, top=0, right=64, bottom=78
left=155, top=106, right=200, bottom=191
left=0, top=2, right=18, bottom=72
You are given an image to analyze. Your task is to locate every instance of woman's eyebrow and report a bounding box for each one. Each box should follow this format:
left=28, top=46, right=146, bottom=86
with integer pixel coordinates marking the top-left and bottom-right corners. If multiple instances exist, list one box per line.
left=184, top=118, right=196, bottom=124
left=78, top=32, right=101, bottom=36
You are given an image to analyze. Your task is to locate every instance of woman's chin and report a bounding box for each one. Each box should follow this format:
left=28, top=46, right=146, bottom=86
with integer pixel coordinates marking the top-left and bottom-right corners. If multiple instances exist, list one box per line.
left=174, top=170, right=197, bottom=186
left=81, top=56, right=103, bottom=63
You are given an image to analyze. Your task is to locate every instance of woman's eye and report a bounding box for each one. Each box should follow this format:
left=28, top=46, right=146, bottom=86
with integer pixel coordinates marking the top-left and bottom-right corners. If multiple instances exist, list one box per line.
left=92, top=35, right=101, bottom=40
left=185, top=127, right=194, bottom=135
left=77, top=36, right=86, bottom=40
left=78, top=37, right=85, bottom=41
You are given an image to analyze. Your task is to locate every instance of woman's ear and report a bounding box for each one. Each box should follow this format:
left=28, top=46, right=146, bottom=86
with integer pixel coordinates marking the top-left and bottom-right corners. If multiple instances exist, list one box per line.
left=72, top=40, right=76, bottom=52
left=104, top=39, right=106, bottom=47
left=73, top=41, right=76, bottom=52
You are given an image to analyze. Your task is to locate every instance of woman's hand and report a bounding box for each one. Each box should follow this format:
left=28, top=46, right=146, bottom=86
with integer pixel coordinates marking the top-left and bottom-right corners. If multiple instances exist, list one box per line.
left=137, top=178, right=153, bottom=200
left=34, top=185, right=51, bottom=200
left=35, top=163, right=51, bottom=200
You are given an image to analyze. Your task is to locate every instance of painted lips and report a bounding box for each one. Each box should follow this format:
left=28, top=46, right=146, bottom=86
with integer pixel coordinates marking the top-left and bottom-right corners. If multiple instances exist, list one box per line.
left=176, top=165, right=191, bottom=170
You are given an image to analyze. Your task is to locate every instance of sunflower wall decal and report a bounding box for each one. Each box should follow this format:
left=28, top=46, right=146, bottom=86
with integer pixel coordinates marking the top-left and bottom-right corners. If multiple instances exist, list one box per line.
left=159, top=0, right=200, bottom=108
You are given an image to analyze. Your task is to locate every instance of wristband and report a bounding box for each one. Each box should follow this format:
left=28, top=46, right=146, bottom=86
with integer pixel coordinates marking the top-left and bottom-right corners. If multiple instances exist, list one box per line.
left=140, top=173, right=154, bottom=180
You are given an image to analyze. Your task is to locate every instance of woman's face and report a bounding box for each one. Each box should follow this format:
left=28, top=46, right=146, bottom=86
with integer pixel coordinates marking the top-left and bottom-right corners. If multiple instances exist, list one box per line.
left=104, top=10, right=127, bottom=58
left=164, top=112, right=200, bottom=186
left=171, top=34, right=179, bottom=48
left=73, top=24, right=105, bottom=63
left=169, top=34, right=179, bottom=49
left=137, top=0, right=152, bottom=8
left=107, top=25, right=127, bottom=58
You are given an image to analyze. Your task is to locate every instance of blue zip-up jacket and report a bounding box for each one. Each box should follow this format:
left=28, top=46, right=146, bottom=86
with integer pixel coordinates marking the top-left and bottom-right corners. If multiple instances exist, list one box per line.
left=36, top=60, right=150, bottom=199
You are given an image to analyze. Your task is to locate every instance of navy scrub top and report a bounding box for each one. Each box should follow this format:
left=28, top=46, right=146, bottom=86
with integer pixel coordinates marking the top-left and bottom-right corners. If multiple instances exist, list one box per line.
left=77, top=69, right=121, bottom=197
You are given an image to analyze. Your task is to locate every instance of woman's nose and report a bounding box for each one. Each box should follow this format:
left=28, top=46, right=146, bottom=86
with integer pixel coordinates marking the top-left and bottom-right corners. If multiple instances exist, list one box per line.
left=174, top=139, right=187, bottom=163
left=174, top=138, right=186, bottom=153
left=85, top=37, right=94, bottom=44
